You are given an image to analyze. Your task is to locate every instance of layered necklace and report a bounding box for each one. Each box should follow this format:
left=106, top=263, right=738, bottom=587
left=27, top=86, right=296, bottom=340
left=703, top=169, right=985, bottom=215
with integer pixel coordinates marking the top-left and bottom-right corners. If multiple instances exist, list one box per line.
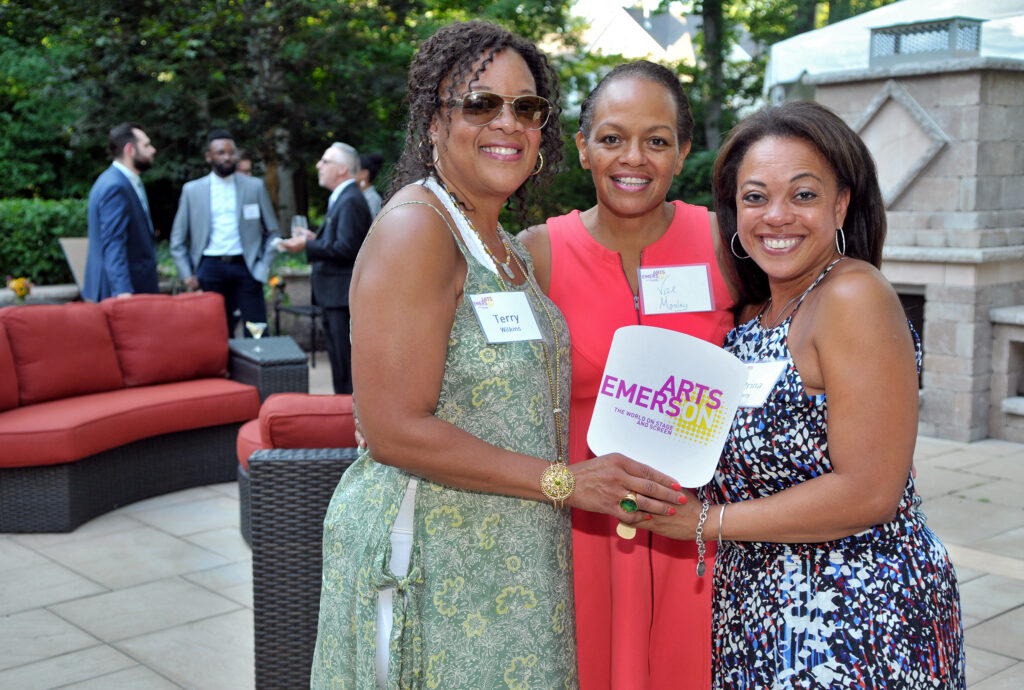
left=436, top=177, right=565, bottom=465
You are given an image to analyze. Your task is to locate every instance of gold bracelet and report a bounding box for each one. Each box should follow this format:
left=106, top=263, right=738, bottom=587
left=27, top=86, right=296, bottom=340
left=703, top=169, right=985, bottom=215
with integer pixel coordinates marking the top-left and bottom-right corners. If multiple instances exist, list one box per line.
left=539, top=463, right=575, bottom=509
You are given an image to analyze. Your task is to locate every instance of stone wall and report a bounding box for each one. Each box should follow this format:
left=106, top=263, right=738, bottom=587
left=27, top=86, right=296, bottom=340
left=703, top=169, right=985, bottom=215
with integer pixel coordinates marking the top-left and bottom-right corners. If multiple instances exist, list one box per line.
left=809, top=59, right=1024, bottom=441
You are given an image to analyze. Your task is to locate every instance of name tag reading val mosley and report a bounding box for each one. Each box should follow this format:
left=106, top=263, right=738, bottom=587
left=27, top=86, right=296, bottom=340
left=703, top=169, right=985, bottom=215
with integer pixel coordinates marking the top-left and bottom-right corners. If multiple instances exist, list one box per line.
left=469, top=292, right=543, bottom=344
left=588, top=325, right=748, bottom=490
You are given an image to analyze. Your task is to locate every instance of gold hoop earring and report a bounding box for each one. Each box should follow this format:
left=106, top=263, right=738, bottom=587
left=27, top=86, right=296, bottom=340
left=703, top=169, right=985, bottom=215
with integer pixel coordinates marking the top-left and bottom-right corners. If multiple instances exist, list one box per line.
left=420, top=140, right=439, bottom=168
left=531, top=151, right=544, bottom=176
left=730, top=233, right=750, bottom=260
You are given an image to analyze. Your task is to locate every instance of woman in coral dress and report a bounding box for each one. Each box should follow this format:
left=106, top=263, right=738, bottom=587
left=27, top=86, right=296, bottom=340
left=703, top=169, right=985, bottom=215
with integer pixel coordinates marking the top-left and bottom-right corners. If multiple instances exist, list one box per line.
left=521, top=61, right=735, bottom=690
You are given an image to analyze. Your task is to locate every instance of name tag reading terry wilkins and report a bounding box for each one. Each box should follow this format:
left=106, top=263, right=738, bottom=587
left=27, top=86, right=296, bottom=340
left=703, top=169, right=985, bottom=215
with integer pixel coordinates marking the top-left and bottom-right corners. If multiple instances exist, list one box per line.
left=469, top=292, right=543, bottom=344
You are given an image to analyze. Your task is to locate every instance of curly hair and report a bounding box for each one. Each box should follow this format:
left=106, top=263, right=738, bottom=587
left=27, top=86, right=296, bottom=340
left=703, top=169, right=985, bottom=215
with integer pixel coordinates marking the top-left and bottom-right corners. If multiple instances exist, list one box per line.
left=386, top=20, right=563, bottom=223
left=578, top=60, right=694, bottom=143
left=712, top=100, right=887, bottom=310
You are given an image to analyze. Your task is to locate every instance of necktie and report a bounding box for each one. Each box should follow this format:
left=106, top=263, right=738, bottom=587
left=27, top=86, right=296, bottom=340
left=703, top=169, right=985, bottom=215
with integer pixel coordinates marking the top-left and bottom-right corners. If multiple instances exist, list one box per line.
left=135, top=180, right=154, bottom=233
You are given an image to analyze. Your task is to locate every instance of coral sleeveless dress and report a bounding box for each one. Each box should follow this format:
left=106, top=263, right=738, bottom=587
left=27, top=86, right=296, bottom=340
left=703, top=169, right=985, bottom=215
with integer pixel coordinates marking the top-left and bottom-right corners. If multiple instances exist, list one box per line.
left=547, top=201, right=733, bottom=690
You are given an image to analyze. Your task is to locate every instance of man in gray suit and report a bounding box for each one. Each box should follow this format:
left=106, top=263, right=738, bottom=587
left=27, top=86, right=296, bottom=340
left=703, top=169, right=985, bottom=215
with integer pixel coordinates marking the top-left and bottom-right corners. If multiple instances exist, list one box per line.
left=170, top=130, right=279, bottom=334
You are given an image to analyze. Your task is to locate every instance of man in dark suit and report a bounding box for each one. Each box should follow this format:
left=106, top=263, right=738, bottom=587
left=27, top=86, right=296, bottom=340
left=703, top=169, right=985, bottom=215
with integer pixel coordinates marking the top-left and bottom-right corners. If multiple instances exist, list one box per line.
left=279, top=142, right=371, bottom=393
left=169, top=130, right=279, bottom=335
left=83, top=122, right=160, bottom=301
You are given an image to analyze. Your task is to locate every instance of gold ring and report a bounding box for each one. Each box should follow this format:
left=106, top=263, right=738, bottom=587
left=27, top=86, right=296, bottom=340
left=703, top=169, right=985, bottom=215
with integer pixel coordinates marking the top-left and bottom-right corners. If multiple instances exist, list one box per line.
left=619, top=492, right=639, bottom=513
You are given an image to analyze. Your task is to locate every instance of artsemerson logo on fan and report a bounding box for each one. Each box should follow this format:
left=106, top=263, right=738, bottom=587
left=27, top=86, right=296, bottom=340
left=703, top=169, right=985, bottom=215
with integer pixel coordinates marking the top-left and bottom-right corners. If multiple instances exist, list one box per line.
left=598, top=374, right=729, bottom=447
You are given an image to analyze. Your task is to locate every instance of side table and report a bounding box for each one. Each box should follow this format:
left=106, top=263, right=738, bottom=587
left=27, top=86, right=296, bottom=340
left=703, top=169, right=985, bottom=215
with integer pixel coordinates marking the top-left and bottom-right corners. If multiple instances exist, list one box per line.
left=274, top=304, right=323, bottom=367
left=229, top=336, right=309, bottom=401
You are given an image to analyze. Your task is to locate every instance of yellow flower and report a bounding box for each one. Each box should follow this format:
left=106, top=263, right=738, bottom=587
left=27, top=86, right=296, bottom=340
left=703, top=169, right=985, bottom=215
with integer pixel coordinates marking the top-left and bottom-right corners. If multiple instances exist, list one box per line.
left=462, top=611, right=489, bottom=638
left=502, top=654, right=539, bottom=690
left=471, top=377, right=513, bottom=407
left=476, top=514, right=500, bottom=550
left=528, top=393, right=545, bottom=426
left=426, top=650, right=447, bottom=689
left=6, top=276, right=31, bottom=299
left=424, top=505, right=463, bottom=534
left=552, top=599, right=567, bottom=634
left=433, top=576, right=465, bottom=616
left=495, top=585, right=537, bottom=614
left=479, top=347, right=497, bottom=363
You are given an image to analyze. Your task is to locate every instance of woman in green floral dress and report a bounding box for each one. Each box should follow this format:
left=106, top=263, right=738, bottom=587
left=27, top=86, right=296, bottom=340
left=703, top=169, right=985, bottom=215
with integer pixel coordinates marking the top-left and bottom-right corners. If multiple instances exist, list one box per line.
left=310, top=20, right=685, bottom=690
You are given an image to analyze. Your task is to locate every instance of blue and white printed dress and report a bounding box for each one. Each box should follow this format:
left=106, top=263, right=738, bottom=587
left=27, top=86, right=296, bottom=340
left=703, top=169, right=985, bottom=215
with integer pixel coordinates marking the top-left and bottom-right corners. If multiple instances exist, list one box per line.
left=699, top=260, right=965, bottom=689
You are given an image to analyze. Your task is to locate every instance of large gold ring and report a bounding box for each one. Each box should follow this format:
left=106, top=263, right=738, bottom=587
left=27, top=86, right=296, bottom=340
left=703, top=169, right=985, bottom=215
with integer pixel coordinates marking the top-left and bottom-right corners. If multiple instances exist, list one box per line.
left=619, top=492, right=639, bottom=513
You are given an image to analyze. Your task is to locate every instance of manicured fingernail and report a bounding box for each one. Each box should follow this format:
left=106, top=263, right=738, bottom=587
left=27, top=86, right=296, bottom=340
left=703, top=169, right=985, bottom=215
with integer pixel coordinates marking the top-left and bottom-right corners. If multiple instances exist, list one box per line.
left=677, top=495, right=687, bottom=504
left=672, top=482, right=682, bottom=491
left=668, top=507, right=676, bottom=516
left=645, top=514, right=653, bottom=520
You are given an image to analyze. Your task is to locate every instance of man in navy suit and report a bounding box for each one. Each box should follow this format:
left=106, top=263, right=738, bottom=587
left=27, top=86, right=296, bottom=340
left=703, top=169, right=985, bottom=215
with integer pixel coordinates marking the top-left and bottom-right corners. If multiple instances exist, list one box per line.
left=170, top=130, right=279, bottom=335
left=83, top=122, right=160, bottom=301
left=279, top=142, right=371, bottom=393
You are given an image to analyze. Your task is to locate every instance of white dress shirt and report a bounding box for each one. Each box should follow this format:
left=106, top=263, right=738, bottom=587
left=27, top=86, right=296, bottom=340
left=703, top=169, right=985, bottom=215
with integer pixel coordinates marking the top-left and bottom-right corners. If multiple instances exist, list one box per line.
left=205, top=172, right=243, bottom=256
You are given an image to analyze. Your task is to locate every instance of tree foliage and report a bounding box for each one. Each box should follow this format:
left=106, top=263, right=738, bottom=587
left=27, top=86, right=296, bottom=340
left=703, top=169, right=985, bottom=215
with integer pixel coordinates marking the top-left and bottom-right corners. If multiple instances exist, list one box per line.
left=1, top=0, right=897, bottom=236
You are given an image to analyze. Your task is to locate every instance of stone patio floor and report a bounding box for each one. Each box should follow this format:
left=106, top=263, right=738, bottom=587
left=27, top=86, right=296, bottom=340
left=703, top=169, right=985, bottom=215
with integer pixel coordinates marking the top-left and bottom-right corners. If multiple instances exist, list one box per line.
left=1, top=357, right=1023, bottom=688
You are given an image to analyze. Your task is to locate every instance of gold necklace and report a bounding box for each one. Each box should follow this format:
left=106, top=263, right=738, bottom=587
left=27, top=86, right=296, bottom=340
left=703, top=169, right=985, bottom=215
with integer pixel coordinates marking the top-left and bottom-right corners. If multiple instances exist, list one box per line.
left=505, top=245, right=565, bottom=466
left=438, top=181, right=517, bottom=280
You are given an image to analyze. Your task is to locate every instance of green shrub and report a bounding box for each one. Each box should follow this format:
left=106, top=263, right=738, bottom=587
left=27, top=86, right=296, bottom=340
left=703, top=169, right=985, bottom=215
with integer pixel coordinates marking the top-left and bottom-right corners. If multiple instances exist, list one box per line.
left=0, top=198, right=88, bottom=285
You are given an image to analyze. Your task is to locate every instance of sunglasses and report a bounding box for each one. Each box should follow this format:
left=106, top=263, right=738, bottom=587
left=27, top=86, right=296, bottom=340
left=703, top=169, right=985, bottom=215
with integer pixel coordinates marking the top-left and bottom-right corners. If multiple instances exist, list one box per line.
left=449, top=92, right=552, bottom=130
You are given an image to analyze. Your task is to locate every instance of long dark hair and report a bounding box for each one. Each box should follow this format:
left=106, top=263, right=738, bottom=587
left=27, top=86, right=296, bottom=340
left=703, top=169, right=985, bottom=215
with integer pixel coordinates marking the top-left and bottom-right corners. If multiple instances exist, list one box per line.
left=713, top=101, right=887, bottom=309
left=387, top=20, right=563, bottom=223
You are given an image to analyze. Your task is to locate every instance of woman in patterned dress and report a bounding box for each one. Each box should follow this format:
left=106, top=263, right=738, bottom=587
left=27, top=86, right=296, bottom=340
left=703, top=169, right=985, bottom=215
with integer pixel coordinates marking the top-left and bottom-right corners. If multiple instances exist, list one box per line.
left=636, top=101, right=965, bottom=688
left=310, top=21, right=684, bottom=689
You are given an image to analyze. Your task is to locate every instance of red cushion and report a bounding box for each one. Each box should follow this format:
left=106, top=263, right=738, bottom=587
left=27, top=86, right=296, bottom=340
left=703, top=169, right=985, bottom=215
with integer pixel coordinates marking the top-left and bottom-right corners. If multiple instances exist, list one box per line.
left=0, top=378, right=259, bottom=468
left=0, top=319, right=18, bottom=412
left=236, top=419, right=262, bottom=471
left=259, top=393, right=356, bottom=449
left=1, top=302, right=123, bottom=406
left=103, top=292, right=229, bottom=387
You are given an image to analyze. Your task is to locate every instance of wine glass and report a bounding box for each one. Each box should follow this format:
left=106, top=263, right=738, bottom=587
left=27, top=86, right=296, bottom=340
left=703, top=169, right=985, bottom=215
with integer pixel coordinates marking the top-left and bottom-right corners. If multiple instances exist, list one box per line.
left=246, top=321, right=268, bottom=351
left=290, top=215, right=308, bottom=239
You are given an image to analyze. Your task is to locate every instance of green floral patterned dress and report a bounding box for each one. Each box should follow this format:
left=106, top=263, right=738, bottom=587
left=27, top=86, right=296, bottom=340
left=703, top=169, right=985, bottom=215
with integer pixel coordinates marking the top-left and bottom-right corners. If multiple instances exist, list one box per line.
left=310, top=199, right=576, bottom=690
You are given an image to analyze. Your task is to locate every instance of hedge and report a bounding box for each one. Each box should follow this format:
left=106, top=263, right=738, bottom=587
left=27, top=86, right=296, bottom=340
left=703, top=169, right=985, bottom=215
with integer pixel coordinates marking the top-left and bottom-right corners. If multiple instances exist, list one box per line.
left=0, top=198, right=88, bottom=285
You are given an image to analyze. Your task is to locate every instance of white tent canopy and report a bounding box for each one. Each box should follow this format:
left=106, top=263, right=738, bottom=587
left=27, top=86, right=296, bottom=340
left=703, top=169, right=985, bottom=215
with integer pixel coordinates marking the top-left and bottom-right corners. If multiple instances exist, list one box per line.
left=765, top=0, right=1024, bottom=93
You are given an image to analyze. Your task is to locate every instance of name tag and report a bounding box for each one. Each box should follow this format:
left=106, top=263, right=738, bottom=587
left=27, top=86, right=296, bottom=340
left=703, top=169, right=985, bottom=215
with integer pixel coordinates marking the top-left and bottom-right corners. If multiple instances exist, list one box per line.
left=469, top=292, right=543, bottom=343
left=638, top=264, right=713, bottom=315
left=739, top=360, right=789, bottom=408
left=242, top=203, right=260, bottom=220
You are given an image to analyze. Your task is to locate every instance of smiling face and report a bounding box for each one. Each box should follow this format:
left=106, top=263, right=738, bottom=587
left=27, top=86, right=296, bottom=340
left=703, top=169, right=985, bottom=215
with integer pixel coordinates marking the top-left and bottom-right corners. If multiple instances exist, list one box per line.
left=430, top=49, right=542, bottom=208
left=576, top=76, right=689, bottom=219
left=734, top=135, right=850, bottom=288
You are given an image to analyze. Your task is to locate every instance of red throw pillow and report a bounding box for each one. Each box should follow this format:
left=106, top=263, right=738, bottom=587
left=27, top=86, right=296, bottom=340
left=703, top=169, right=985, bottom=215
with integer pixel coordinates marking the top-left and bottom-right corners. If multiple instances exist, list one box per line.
left=259, top=393, right=356, bottom=449
left=1, top=303, right=124, bottom=405
left=0, top=319, right=20, bottom=411
left=103, top=292, right=229, bottom=387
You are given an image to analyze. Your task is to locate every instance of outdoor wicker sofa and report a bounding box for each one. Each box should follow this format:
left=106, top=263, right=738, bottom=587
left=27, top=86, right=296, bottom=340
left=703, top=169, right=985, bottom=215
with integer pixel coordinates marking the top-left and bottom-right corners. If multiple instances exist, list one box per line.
left=236, top=392, right=358, bottom=688
left=0, top=292, right=308, bottom=532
